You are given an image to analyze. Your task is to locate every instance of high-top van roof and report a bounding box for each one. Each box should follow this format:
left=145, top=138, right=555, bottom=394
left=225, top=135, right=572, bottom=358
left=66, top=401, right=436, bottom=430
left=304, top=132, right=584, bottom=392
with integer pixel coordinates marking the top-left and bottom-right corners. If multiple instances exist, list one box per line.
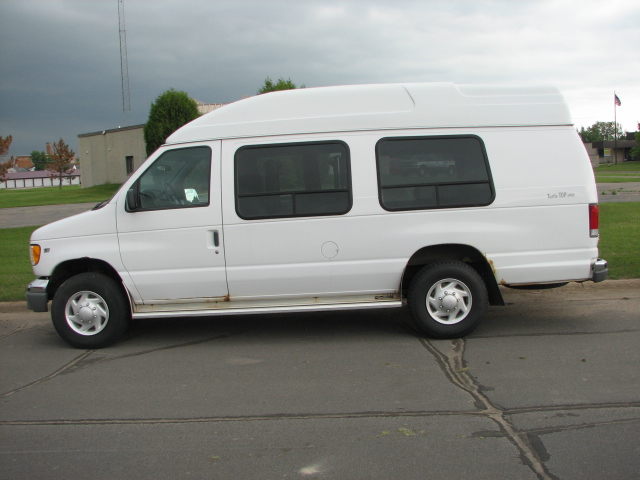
left=166, top=82, right=572, bottom=145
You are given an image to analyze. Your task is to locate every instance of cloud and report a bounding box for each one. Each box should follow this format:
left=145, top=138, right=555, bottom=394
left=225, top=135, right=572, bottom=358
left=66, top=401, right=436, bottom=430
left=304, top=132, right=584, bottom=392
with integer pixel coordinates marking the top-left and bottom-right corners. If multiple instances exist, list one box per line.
left=1, top=0, right=638, bottom=156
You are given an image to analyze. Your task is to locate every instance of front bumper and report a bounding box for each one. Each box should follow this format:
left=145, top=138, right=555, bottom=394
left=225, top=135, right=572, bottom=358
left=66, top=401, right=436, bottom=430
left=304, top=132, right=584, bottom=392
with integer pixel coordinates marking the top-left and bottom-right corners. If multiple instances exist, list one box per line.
left=592, top=259, right=608, bottom=283
left=26, top=278, right=49, bottom=312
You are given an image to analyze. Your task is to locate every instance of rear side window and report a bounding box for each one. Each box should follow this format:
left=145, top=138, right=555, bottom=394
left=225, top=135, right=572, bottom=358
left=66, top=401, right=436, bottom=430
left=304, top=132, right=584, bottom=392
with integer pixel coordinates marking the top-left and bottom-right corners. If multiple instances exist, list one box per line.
left=235, top=142, right=351, bottom=219
left=376, top=136, right=494, bottom=211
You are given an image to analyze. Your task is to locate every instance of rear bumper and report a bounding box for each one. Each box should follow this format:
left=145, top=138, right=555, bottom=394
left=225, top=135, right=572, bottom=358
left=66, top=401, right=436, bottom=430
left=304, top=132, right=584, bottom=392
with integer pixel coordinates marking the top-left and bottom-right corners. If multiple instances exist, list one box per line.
left=592, top=258, right=608, bottom=283
left=26, top=278, right=49, bottom=312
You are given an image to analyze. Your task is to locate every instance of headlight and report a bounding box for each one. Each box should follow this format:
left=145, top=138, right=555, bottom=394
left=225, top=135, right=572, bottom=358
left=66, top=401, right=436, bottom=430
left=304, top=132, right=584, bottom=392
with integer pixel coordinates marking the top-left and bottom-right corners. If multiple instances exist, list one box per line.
left=30, top=244, right=41, bottom=266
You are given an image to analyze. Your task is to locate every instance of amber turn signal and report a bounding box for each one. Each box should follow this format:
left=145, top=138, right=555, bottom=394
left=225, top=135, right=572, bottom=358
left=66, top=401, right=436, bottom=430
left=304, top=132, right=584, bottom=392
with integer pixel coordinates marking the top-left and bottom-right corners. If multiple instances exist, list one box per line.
left=30, top=244, right=41, bottom=266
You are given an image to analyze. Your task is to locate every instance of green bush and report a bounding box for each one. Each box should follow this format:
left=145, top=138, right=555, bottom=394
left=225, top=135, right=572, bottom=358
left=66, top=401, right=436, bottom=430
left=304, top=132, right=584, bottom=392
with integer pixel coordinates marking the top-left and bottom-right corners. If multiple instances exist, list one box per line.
left=143, top=89, right=200, bottom=156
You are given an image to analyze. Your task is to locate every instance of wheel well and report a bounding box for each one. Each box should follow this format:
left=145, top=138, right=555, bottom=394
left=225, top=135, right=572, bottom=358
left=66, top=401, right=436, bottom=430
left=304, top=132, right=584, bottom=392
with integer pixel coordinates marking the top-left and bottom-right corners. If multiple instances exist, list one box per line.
left=47, top=258, right=124, bottom=301
left=401, top=244, right=504, bottom=306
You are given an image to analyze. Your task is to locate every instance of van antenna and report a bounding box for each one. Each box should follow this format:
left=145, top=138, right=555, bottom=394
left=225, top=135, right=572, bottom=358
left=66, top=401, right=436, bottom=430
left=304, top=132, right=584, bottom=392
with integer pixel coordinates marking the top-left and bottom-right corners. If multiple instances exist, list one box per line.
left=118, top=0, right=131, bottom=126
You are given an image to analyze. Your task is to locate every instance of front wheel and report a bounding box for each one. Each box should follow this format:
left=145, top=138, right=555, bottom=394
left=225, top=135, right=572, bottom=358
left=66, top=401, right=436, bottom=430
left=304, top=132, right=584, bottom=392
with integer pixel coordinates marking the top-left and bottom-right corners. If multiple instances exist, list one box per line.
left=51, top=273, right=130, bottom=348
left=408, top=261, right=488, bottom=338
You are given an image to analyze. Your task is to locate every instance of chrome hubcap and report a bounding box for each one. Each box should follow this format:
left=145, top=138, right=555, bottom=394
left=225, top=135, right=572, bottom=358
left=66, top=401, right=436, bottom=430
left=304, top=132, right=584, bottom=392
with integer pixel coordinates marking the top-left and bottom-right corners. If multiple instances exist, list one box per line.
left=426, top=278, right=472, bottom=325
left=65, top=291, right=109, bottom=336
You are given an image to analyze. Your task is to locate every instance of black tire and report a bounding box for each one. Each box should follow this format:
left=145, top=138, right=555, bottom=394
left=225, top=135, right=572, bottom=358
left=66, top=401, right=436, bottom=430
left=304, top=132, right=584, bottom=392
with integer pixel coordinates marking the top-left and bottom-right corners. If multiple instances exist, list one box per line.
left=408, top=261, right=488, bottom=338
left=51, top=273, right=130, bottom=348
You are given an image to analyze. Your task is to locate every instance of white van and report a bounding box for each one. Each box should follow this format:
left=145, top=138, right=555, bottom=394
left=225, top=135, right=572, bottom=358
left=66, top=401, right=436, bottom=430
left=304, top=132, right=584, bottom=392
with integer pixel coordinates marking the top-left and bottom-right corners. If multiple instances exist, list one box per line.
left=26, top=83, right=607, bottom=348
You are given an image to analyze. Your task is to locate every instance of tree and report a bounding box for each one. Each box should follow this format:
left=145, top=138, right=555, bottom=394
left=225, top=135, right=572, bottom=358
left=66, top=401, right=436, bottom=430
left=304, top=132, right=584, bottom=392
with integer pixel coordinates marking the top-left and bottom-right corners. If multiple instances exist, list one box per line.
left=30, top=150, right=50, bottom=171
left=578, top=121, right=625, bottom=142
left=257, top=76, right=304, bottom=94
left=143, top=89, right=200, bottom=156
left=631, top=123, right=640, bottom=160
left=0, top=135, right=17, bottom=184
left=48, top=138, right=75, bottom=190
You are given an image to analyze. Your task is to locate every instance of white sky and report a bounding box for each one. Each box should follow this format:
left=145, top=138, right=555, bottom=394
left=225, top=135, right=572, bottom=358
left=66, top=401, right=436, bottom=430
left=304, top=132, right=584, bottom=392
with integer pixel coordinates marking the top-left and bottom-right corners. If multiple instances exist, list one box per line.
left=1, top=0, right=638, bottom=156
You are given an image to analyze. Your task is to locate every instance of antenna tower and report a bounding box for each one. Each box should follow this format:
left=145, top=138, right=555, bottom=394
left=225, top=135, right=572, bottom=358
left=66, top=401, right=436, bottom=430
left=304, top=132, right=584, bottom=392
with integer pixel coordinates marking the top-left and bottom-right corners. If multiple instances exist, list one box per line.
left=118, top=0, right=131, bottom=125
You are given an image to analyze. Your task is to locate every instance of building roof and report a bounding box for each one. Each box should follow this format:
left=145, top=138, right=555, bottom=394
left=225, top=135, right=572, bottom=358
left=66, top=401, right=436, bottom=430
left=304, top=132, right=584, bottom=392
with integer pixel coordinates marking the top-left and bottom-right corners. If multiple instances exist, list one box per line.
left=166, top=82, right=572, bottom=145
left=591, top=140, right=637, bottom=149
left=78, top=124, right=145, bottom=138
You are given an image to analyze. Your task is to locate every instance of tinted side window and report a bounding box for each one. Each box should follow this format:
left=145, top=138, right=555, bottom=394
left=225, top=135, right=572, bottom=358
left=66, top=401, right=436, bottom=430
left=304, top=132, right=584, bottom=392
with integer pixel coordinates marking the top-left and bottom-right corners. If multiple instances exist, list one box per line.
left=235, top=142, right=351, bottom=219
left=134, top=146, right=211, bottom=211
left=376, top=136, right=494, bottom=211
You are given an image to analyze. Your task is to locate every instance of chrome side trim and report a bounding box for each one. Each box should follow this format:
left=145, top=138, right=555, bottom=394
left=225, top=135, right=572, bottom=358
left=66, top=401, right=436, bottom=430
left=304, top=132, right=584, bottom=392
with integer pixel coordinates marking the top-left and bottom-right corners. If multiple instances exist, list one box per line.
left=132, top=298, right=402, bottom=319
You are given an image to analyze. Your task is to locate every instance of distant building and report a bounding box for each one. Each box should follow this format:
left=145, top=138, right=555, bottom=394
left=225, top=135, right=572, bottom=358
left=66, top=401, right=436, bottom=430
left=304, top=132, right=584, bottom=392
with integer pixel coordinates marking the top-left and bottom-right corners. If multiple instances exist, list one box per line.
left=194, top=101, right=227, bottom=114
left=15, top=156, right=34, bottom=169
left=78, top=101, right=227, bottom=188
left=10, top=141, right=78, bottom=171
left=584, top=132, right=638, bottom=166
left=78, top=124, right=146, bottom=188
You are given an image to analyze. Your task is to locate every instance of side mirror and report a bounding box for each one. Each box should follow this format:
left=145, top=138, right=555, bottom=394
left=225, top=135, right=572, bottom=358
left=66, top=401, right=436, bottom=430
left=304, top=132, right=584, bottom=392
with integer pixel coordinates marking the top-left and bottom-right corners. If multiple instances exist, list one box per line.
left=126, top=188, right=139, bottom=211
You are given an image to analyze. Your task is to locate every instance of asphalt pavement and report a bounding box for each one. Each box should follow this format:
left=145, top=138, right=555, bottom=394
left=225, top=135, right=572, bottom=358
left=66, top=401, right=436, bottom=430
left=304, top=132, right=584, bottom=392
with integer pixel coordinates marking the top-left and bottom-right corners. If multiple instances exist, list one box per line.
left=1, top=280, right=639, bottom=479
left=0, top=202, right=98, bottom=229
left=1, top=194, right=639, bottom=478
left=597, top=182, right=640, bottom=203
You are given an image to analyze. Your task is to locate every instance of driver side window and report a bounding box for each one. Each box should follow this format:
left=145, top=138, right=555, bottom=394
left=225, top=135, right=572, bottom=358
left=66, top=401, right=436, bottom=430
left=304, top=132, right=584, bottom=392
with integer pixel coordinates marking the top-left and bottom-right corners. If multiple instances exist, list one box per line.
left=134, top=146, right=211, bottom=211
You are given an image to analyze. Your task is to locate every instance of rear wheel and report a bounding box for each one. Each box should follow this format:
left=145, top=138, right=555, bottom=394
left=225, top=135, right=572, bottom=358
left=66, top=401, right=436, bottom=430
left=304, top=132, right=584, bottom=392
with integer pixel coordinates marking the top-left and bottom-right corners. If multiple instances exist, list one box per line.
left=408, top=261, right=488, bottom=338
left=51, top=273, right=130, bottom=348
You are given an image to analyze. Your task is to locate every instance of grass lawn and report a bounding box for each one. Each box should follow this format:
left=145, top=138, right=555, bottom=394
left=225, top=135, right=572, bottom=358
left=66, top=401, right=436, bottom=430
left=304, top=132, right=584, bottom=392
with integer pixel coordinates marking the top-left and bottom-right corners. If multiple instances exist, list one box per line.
left=599, top=203, right=640, bottom=279
left=593, top=162, right=640, bottom=172
left=0, top=226, right=39, bottom=302
left=595, top=177, right=640, bottom=183
left=0, top=202, right=637, bottom=302
left=0, top=184, right=121, bottom=209
left=595, top=162, right=640, bottom=183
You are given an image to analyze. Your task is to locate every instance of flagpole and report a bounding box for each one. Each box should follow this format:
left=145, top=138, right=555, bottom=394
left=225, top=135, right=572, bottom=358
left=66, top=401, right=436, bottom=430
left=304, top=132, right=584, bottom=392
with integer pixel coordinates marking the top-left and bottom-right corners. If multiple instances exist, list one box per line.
left=614, top=91, right=618, bottom=165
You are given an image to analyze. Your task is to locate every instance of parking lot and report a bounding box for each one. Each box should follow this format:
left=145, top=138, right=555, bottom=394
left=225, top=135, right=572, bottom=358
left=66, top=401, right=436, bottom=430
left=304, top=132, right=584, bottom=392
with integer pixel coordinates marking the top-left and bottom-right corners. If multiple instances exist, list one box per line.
left=1, top=279, right=639, bottom=479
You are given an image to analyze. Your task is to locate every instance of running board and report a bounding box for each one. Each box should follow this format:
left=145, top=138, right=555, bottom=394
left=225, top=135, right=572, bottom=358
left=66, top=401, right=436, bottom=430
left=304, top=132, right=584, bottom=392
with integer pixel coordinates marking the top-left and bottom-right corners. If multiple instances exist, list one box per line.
left=132, top=295, right=402, bottom=319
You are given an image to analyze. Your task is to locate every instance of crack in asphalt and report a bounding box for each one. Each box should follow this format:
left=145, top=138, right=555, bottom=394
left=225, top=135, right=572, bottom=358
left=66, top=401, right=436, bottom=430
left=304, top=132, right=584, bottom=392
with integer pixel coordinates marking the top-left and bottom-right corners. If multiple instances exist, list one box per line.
left=2, top=317, right=638, bottom=478
left=503, top=402, right=640, bottom=415
left=0, top=327, right=25, bottom=340
left=471, top=416, right=640, bottom=438
left=471, top=328, right=640, bottom=339
left=3, top=405, right=637, bottom=427
left=0, top=410, right=484, bottom=426
left=514, top=416, right=640, bottom=437
left=0, top=350, right=94, bottom=399
left=0, top=331, right=242, bottom=398
left=420, top=337, right=558, bottom=480
left=62, top=331, right=241, bottom=374
left=0, top=323, right=53, bottom=340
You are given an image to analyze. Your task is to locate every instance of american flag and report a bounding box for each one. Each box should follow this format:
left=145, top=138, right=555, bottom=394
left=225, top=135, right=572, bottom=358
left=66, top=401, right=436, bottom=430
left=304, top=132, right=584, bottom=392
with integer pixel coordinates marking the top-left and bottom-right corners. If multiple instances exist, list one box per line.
left=614, top=94, right=621, bottom=106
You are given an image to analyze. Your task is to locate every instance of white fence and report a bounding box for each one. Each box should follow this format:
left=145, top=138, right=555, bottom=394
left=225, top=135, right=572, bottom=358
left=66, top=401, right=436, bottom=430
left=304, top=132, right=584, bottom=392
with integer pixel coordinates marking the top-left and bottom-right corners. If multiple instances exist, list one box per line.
left=1, top=173, right=82, bottom=189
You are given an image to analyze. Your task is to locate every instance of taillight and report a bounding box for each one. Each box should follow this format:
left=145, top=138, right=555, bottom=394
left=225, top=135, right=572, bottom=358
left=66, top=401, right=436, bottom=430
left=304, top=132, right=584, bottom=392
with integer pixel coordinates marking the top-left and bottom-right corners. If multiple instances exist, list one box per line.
left=589, top=204, right=599, bottom=238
